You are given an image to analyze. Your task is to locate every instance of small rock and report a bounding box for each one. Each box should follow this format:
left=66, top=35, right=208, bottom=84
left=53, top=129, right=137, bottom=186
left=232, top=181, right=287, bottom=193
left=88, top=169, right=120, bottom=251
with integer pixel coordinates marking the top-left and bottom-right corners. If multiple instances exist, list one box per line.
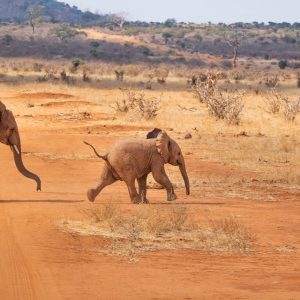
left=235, top=131, right=249, bottom=137
left=184, top=132, right=192, bottom=139
left=257, top=132, right=266, bottom=137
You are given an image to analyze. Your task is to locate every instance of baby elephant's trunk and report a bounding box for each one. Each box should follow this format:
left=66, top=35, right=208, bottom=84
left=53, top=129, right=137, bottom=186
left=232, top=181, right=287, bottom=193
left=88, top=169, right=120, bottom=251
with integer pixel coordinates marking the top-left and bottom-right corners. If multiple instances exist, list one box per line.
left=179, top=160, right=190, bottom=195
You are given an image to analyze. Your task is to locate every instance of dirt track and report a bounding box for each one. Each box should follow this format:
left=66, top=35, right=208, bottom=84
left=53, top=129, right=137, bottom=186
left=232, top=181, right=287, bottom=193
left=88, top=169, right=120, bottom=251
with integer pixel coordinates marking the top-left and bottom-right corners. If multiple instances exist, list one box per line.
left=1, top=92, right=300, bottom=299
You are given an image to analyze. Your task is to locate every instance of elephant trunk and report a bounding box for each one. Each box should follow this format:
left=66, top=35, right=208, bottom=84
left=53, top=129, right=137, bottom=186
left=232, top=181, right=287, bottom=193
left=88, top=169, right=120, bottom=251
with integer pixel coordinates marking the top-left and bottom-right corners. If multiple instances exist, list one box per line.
left=179, top=160, right=190, bottom=195
left=11, top=144, right=41, bottom=191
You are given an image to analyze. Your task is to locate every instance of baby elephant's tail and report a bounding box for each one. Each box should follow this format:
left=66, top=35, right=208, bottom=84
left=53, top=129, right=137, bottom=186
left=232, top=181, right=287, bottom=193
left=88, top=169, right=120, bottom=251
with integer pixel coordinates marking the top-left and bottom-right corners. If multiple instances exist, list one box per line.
left=84, top=141, right=108, bottom=160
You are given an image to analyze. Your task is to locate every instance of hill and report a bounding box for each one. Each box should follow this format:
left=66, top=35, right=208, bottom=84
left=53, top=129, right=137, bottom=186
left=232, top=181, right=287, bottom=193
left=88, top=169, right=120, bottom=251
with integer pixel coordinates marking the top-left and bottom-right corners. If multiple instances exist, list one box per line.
left=0, top=0, right=106, bottom=25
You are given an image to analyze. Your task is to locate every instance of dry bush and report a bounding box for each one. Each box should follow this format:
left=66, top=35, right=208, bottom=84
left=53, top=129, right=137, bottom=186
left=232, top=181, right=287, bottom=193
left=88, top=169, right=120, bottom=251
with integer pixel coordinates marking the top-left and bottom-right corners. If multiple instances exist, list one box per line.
left=60, top=69, right=69, bottom=82
left=113, top=88, right=160, bottom=119
left=207, top=217, right=255, bottom=253
left=37, top=69, right=59, bottom=82
left=206, top=90, right=245, bottom=125
left=230, top=70, right=245, bottom=81
left=144, top=68, right=156, bottom=82
left=264, top=88, right=282, bottom=114
left=167, top=206, right=188, bottom=231
left=191, top=73, right=217, bottom=102
left=192, top=78, right=214, bottom=103
left=82, top=69, right=91, bottom=82
left=265, top=75, right=279, bottom=88
left=113, top=99, right=131, bottom=113
left=137, top=95, right=160, bottom=119
left=124, top=65, right=144, bottom=77
left=296, top=72, right=300, bottom=88
left=59, top=206, right=254, bottom=258
left=154, top=67, right=169, bottom=84
left=282, top=97, right=300, bottom=122
left=115, top=70, right=124, bottom=81
left=145, top=208, right=172, bottom=235
left=192, top=73, right=244, bottom=125
left=264, top=88, right=300, bottom=121
left=32, top=63, right=43, bottom=72
left=84, top=203, right=118, bottom=223
left=145, top=206, right=188, bottom=234
left=113, top=89, right=138, bottom=112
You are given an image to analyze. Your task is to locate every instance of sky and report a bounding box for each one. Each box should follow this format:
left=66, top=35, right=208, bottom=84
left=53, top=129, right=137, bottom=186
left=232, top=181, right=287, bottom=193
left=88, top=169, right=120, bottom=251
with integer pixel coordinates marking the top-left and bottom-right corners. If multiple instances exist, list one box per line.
left=64, top=0, right=300, bottom=24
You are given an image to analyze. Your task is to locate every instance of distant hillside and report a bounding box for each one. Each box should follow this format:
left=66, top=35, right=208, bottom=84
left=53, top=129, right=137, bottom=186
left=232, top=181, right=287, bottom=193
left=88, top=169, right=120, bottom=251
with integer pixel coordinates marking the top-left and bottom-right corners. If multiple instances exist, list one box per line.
left=0, top=0, right=107, bottom=25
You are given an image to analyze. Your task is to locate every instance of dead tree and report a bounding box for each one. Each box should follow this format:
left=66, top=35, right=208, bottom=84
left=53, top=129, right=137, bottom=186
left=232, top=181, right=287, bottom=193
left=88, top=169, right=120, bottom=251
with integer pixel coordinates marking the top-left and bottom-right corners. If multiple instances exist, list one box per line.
left=224, top=30, right=244, bottom=68
left=115, top=70, right=124, bottom=81
left=109, top=12, right=128, bottom=29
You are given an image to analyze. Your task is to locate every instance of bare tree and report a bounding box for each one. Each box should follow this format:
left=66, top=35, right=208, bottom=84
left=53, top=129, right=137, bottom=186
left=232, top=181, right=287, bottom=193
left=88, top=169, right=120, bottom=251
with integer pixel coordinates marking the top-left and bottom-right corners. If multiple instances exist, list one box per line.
left=109, top=12, right=128, bottom=29
left=224, top=30, right=245, bottom=68
left=26, top=5, right=44, bottom=34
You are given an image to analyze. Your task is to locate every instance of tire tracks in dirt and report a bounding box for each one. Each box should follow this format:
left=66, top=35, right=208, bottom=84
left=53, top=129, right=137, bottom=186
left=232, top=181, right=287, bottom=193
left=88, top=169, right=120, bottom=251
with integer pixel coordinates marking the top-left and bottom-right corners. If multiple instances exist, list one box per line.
left=0, top=206, right=61, bottom=300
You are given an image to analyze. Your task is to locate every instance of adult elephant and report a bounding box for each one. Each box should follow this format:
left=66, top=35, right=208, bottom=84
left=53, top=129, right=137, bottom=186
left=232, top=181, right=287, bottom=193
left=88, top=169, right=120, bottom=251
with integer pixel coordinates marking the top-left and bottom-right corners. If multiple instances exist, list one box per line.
left=0, top=101, right=41, bottom=191
left=84, top=129, right=189, bottom=204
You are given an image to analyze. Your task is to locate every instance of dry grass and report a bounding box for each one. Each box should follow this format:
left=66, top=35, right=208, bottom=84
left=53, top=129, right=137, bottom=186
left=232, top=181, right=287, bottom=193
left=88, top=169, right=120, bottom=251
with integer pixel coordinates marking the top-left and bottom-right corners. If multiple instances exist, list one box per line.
left=58, top=204, right=255, bottom=259
left=264, top=88, right=282, bottom=114
left=1, top=56, right=300, bottom=194
left=191, top=74, right=245, bottom=125
left=264, top=88, right=300, bottom=121
left=206, top=90, right=245, bottom=125
left=283, top=97, right=300, bottom=122
left=113, top=88, right=160, bottom=119
left=208, top=217, right=255, bottom=253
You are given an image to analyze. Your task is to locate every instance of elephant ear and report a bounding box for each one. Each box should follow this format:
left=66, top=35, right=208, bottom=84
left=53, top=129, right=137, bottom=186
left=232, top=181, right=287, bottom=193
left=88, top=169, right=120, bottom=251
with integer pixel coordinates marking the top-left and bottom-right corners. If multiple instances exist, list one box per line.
left=156, top=131, right=170, bottom=163
left=146, top=128, right=162, bottom=139
left=0, top=101, right=7, bottom=122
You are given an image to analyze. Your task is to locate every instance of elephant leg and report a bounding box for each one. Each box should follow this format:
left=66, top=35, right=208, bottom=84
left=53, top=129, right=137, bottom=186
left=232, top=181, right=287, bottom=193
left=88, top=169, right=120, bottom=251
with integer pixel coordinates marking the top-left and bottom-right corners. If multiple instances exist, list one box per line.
left=151, top=166, right=177, bottom=201
left=126, top=179, right=141, bottom=204
left=137, top=174, right=149, bottom=204
left=87, top=165, right=116, bottom=202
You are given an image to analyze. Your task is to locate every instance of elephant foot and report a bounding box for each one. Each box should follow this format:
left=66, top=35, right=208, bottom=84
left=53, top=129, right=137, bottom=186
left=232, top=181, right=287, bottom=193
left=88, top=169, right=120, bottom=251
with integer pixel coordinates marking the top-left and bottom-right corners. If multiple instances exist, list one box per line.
left=131, top=196, right=142, bottom=204
left=142, top=197, right=150, bottom=204
left=87, top=189, right=96, bottom=202
left=167, top=193, right=177, bottom=202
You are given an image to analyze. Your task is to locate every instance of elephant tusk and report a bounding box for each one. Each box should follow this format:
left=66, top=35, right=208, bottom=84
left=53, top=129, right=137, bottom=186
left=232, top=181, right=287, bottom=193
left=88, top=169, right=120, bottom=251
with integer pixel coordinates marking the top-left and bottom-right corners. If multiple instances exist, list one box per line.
left=10, top=144, right=20, bottom=155
left=13, top=145, right=20, bottom=155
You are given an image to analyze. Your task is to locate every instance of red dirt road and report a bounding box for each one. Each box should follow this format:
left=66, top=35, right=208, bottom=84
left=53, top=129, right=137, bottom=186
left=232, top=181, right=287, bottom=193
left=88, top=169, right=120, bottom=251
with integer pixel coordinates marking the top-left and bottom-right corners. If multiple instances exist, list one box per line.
left=1, top=126, right=300, bottom=299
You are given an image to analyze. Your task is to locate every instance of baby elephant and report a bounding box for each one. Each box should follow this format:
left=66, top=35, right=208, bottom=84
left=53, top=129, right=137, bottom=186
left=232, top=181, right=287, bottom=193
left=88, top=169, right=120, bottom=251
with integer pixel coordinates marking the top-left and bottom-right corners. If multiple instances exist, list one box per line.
left=84, top=129, right=190, bottom=204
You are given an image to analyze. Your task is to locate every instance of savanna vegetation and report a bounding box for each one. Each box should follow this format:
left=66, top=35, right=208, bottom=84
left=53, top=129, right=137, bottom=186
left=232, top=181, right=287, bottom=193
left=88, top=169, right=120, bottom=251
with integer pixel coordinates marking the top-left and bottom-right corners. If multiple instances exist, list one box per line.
left=0, top=2, right=299, bottom=298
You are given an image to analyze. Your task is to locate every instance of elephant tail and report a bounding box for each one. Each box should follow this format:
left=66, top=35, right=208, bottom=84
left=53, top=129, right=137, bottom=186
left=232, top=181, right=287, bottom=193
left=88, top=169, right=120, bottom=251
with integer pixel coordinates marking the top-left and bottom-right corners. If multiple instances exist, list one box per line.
left=84, top=141, right=108, bottom=161
left=84, top=141, right=121, bottom=180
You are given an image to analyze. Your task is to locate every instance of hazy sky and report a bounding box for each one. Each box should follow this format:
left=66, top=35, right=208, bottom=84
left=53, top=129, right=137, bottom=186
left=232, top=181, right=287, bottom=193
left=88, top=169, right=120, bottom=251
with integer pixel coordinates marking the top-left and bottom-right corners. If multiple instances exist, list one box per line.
left=64, top=0, right=300, bottom=23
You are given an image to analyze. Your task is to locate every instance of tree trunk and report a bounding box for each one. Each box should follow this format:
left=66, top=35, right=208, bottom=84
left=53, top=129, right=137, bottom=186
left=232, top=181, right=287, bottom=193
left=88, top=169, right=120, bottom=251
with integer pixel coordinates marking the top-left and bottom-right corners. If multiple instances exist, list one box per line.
left=232, top=46, right=238, bottom=68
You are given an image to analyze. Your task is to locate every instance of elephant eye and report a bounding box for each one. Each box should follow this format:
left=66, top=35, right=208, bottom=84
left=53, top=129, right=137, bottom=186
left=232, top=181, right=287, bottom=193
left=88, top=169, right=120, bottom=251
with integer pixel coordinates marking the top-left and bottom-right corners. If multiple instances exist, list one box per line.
left=8, top=128, right=15, bottom=134
left=178, top=152, right=181, bottom=156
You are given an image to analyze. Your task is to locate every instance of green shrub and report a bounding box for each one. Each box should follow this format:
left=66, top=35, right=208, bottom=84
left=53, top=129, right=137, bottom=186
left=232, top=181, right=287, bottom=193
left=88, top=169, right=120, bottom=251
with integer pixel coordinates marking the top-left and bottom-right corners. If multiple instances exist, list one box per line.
left=278, top=60, right=288, bottom=69
left=140, top=46, right=151, bottom=56
left=90, top=41, right=100, bottom=48
left=162, top=32, right=173, bottom=43
left=71, top=58, right=83, bottom=70
left=51, top=24, right=81, bottom=41
left=2, top=34, right=13, bottom=45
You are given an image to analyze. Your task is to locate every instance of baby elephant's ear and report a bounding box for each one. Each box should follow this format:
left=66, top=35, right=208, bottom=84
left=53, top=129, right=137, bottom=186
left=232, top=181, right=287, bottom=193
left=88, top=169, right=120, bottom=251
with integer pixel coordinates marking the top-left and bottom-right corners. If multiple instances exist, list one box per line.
left=0, top=101, right=6, bottom=112
left=146, top=128, right=162, bottom=139
left=156, top=131, right=170, bottom=163
left=0, top=101, right=6, bottom=121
